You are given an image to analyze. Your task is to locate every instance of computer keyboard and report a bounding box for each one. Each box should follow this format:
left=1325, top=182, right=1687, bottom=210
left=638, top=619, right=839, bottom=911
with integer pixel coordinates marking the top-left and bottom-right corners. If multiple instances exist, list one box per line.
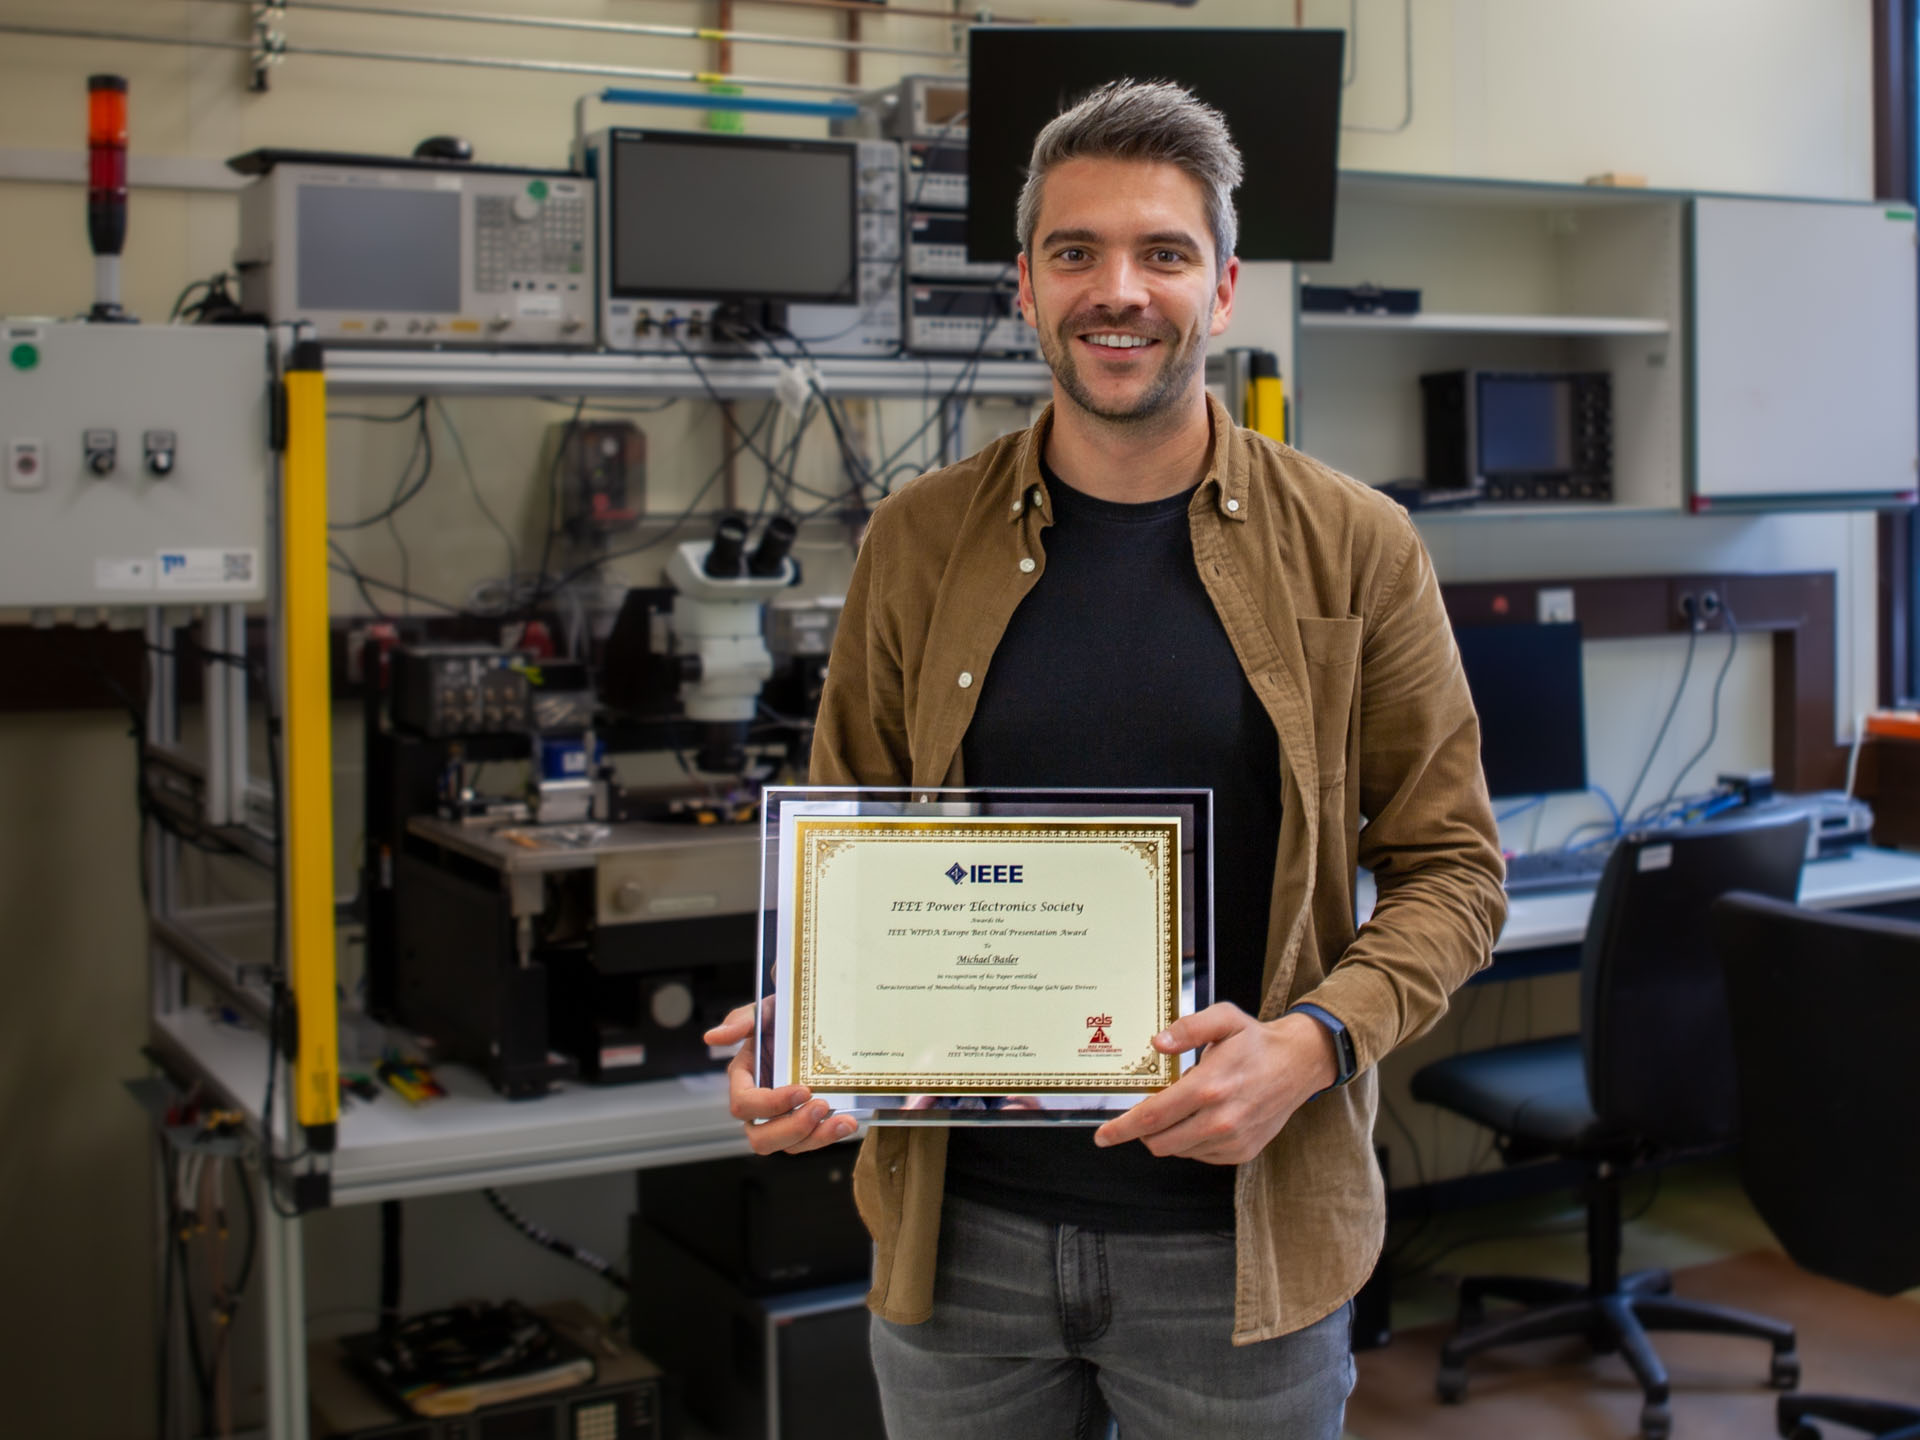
left=1502, top=845, right=1614, bottom=896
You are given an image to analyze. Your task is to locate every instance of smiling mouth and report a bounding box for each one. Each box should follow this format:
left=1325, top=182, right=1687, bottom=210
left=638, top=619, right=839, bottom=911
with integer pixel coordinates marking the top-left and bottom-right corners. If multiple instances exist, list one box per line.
left=1076, top=332, right=1160, bottom=353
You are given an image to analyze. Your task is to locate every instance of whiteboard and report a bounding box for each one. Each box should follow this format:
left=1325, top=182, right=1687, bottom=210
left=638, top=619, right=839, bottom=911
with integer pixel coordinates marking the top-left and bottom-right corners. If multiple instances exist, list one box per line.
left=1693, top=196, right=1917, bottom=504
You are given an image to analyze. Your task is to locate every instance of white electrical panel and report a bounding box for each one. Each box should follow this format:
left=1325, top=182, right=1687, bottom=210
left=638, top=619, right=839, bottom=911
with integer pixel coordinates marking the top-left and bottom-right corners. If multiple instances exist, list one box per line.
left=0, top=320, right=271, bottom=607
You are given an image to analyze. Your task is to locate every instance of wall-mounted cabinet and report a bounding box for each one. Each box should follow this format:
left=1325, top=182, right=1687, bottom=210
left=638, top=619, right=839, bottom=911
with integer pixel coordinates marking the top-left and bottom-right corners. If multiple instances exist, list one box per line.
left=1691, top=195, right=1917, bottom=511
left=1292, top=172, right=1916, bottom=517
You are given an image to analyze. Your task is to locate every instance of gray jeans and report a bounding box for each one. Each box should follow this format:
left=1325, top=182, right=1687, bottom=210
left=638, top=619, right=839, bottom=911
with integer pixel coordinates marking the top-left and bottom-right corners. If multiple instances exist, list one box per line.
left=870, top=1193, right=1355, bottom=1440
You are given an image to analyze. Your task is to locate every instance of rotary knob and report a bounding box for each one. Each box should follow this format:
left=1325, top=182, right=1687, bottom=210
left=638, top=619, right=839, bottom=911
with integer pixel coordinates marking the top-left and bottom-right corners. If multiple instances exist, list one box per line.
left=512, top=193, right=540, bottom=222
left=650, top=980, right=695, bottom=1030
left=614, top=880, right=646, bottom=914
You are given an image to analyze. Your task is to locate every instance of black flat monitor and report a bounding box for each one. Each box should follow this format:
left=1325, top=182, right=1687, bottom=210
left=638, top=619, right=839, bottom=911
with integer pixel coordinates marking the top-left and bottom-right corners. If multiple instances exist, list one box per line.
left=965, top=27, right=1345, bottom=264
left=606, top=130, right=857, bottom=303
left=1453, top=621, right=1589, bottom=799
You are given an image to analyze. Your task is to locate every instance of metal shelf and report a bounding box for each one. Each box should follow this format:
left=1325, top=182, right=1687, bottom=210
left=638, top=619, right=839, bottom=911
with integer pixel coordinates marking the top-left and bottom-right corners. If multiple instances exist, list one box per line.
left=151, top=1008, right=750, bottom=1206
left=322, top=346, right=1056, bottom=400
left=1301, top=312, right=1670, bottom=336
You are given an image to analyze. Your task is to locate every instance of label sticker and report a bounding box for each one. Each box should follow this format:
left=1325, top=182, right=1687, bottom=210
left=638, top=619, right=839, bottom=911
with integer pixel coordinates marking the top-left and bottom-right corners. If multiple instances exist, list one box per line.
left=1637, top=843, right=1674, bottom=872
left=600, top=1044, right=648, bottom=1069
left=95, top=557, right=155, bottom=591
left=155, top=548, right=258, bottom=592
left=516, top=292, right=562, bottom=319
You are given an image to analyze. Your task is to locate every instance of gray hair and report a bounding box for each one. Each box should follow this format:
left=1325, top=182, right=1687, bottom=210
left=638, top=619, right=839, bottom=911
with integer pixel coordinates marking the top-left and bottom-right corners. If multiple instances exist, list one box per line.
left=1016, top=78, right=1244, bottom=273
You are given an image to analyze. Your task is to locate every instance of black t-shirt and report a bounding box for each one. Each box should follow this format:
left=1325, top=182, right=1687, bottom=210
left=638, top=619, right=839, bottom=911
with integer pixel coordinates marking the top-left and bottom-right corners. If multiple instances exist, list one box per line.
left=943, top=462, right=1282, bottom=1231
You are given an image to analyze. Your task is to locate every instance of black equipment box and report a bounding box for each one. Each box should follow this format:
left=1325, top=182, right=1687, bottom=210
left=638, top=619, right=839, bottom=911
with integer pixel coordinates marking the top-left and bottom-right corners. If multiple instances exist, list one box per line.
left=1300, top=281, right=1420, bottom=316
left=386, top=814, right=757, bottom=1097
left=629, top=1223, right=884, bottom=1440
left=635, top=1149, right=870, bottom=1295
left=391, top=646, right=531, bottom=738
left=1421, top=369, right=1613, bottom=503
left=310, top=1301, right=669, bottom=1440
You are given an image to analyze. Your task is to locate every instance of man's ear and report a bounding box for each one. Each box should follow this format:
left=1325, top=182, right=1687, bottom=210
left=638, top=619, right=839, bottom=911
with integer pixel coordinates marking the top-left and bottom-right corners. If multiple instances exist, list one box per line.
left=1017, top=251, right=1038, bottom=330
left=1209, top=255, right=1240, bottom=337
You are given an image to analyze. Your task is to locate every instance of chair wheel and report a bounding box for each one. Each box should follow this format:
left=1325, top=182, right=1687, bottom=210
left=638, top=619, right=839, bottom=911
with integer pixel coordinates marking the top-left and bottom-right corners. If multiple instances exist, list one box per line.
left=1436, top=1364, right=1468, bottom=1404
left=1640, top=1401, right=1672, bottom=1440
left=1770, top=1351, right=1801, bottom=1390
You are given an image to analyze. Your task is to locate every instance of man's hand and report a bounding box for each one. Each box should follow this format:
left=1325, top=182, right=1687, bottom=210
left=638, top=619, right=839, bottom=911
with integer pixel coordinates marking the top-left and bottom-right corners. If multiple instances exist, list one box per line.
left=704, top=998, right=859, bottom=1155
left=1091, top=1004, right=1338, bottom=1165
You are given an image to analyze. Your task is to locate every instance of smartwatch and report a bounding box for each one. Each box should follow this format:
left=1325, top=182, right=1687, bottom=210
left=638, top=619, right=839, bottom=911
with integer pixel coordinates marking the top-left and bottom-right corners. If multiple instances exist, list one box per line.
left=1288, top=1002, right=1358, bottom=1086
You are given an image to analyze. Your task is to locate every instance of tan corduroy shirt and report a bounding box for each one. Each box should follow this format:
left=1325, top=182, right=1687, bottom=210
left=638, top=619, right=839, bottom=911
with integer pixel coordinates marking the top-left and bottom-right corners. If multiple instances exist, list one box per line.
left=809, top=395, right=1507, bottom=1344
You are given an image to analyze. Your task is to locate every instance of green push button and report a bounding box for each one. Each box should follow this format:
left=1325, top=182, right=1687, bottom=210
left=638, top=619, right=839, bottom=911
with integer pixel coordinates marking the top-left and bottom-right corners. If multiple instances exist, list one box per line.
left=9, top=342, right=38, bottom=371
left=528, top=180, right=549, bottom=201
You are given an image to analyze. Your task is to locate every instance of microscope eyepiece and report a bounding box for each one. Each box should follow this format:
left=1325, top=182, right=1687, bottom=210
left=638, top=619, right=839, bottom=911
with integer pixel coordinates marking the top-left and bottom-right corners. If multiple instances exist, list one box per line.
left=703, top=511, right=750, bottom=578
left=747, top=515, right=797, bottom=577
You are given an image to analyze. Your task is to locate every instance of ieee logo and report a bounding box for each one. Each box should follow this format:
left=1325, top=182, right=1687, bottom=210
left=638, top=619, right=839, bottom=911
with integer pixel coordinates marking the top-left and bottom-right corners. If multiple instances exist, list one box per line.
left=160, top=553, right=188, bottom=575
left=945, top=862, right=1025, bottom=885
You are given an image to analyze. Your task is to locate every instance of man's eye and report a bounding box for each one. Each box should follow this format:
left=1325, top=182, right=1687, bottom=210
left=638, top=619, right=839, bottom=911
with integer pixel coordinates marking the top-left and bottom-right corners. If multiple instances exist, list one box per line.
left=1056, top=248, right=1089, bottom=263
left=1151, top=249, right=1185, bottom=265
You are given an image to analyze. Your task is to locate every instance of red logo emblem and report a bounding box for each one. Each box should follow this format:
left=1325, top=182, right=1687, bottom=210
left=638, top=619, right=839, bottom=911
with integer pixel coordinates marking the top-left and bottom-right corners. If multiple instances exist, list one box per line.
left=1086, top=1014, right=1112, bottom=1046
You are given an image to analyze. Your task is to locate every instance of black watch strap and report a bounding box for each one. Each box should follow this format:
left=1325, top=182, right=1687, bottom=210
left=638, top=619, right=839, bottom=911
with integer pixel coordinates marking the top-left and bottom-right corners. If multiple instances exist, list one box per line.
left=1288, top=1002, right=1358, bottom=1086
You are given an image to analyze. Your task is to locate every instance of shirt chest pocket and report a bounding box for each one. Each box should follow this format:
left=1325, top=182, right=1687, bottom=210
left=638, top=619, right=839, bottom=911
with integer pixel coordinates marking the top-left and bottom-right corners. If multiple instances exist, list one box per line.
left=1296, top=616, right=1363, bottom=788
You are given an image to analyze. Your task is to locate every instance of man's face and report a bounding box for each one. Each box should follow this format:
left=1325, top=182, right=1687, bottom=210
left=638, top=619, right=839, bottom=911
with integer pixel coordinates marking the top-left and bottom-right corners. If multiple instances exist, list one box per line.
left=1018, top=156, right=1238, bottom=428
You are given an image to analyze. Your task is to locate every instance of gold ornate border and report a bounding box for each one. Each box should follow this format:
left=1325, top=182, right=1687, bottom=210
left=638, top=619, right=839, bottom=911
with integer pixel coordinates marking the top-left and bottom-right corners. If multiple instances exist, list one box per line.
left=788, top=817, right=1180, bottom=1093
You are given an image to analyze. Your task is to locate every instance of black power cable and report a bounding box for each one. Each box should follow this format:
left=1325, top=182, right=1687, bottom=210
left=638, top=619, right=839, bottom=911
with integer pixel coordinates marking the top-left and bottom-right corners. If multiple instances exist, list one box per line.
left=481, top=1188, right=630, bottom=1293
left=328, top=399, right=432, bottom=530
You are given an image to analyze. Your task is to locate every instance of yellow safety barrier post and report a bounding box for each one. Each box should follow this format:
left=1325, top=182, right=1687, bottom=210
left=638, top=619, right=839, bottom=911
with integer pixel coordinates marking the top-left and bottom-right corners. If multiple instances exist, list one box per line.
left=281, top=341, right=339, bottom=1151
left=1246, top=350, right=1287, bottom=445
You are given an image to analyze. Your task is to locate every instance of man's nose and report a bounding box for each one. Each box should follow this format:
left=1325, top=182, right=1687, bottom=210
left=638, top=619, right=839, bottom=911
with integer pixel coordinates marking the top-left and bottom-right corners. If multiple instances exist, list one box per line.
left=1087, top=253, right=1152, bottom=313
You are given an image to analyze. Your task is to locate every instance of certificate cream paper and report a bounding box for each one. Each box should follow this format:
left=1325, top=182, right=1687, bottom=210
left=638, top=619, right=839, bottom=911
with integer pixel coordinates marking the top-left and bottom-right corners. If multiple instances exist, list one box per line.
left=787, top=817, right=1180, bottom=1093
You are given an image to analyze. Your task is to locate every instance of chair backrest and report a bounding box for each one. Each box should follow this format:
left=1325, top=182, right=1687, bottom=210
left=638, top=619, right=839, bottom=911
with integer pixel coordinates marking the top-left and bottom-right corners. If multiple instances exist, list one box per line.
left=1714, top=891, right=1920, bottom=1297
left=1580, top=812, right=1808, bottom=1146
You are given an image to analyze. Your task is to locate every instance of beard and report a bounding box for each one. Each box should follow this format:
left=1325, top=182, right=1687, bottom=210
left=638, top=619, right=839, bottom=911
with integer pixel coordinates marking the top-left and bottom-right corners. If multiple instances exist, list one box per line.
left=1036, top=303, right=1211, bottom=427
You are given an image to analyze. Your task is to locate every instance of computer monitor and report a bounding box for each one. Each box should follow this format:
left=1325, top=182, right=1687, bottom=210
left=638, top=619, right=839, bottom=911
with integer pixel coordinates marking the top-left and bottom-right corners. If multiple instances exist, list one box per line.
left=1452, top=621, right=1589, bottom=799
left=964, top=27, right=1345, bottom=264
left=605, top=131, right=857, bottom=304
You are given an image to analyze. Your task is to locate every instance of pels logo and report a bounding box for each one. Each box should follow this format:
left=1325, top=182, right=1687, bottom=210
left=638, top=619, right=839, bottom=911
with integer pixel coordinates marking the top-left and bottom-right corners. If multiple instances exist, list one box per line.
left=1086, top=1013, right=1112, bottom=1046
left=944, top=862, right=1025, bottom=885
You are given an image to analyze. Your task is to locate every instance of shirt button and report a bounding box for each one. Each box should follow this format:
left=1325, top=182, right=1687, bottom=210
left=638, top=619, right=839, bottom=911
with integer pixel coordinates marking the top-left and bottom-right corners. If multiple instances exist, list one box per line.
left=958, top=671, right=973, bottom=688
left=1011, top=499, right=1023, bottom=515
left=1030, top=488, right=1044, bottom=507
left=1019, top=558, right=1036, bottom=573
left=1226, top=498, right=1241, bottom=513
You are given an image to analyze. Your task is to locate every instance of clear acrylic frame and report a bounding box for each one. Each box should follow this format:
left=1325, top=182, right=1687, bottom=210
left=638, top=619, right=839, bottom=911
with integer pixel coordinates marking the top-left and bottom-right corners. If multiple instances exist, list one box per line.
left=755, top=786, right=1214, bottom=1125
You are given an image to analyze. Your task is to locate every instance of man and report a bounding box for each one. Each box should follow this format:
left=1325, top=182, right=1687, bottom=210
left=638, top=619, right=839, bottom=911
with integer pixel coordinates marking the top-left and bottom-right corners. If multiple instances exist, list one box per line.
left=706, top=79, right=1507, bottom=1438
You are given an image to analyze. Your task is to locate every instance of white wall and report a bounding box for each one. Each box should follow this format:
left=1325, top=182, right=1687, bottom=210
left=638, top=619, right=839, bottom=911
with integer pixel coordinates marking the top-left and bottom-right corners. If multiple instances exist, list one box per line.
left=0, top=1, right=1883, bottom=1433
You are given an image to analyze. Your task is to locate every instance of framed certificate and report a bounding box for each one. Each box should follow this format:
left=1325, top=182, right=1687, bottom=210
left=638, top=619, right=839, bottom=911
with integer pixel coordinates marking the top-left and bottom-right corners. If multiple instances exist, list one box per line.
left=756, top=787, right=1213, bottom=1124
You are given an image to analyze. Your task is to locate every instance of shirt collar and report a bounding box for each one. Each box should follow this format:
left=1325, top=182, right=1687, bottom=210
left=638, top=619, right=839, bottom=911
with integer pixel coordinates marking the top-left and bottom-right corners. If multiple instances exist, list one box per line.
left=1203, top=392, right=1248, bottom=522
left=1007, top=394, right=1247, bottom=524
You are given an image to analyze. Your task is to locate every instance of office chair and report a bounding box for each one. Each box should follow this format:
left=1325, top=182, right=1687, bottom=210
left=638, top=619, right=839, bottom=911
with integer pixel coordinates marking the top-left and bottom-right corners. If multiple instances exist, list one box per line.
left=1714, top=893, right=1920, bottom=1440
left=1410, top=812, right=1811, bottom=1440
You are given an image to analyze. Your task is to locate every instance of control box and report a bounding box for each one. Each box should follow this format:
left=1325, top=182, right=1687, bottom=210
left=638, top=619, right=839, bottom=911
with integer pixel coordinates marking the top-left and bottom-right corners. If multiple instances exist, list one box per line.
left=0, top=321, right=270, bottom=607
left=390, top=645, right=531, bottom=737
left=907, top=209, right=1014, bottom=283
left=905, top=284, right=1037, bottom=357
left=903, top=140, right=969, bottom=211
